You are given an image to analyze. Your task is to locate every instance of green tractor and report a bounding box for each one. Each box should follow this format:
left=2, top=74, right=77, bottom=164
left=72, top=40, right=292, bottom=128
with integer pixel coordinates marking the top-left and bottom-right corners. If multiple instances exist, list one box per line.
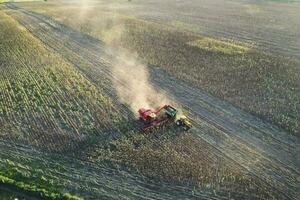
left=164, top=105, right=192, bottom=130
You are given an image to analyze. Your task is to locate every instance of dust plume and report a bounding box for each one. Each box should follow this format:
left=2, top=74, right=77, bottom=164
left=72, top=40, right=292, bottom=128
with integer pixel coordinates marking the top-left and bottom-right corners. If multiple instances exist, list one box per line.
left=75, top=1, right=171, bottom=115
left=110, top=50, right=170, bottom=116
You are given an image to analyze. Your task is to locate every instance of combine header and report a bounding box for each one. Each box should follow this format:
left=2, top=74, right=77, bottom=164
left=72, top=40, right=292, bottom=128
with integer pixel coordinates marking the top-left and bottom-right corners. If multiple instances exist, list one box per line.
left=138, top=105, right=192, bottom=133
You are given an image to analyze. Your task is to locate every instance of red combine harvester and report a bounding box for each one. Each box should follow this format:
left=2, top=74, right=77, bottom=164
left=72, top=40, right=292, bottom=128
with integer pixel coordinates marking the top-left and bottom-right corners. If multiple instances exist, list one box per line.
left=138, top=105, right=192, bottom=133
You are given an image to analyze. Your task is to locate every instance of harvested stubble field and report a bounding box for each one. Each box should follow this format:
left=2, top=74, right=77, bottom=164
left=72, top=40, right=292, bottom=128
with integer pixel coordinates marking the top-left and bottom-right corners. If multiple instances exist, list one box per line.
left=0, top=0, right=300, bottom=199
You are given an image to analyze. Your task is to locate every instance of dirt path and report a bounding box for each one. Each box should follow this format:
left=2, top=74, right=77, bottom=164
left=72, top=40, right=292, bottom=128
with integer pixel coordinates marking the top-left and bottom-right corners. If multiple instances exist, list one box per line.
left=3, top=3, right=300, bottom=199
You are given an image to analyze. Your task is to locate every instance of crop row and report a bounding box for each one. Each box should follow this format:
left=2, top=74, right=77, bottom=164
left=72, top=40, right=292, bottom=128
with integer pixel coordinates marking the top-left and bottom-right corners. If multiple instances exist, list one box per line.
left=0, top=11, right=123, bottom=152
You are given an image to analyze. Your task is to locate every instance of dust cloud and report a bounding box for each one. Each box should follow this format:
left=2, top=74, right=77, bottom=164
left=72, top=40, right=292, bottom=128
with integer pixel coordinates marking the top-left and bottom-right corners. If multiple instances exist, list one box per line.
left=76, top=0, right=171, bottom=116
left=110, top=49, right=170, bottom=116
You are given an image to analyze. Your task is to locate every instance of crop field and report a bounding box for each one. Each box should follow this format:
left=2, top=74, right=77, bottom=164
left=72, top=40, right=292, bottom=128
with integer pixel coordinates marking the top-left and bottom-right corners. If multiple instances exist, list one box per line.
left=0, top=0, right=299, bottom=199
left=14, top=0, right=300, bottom=136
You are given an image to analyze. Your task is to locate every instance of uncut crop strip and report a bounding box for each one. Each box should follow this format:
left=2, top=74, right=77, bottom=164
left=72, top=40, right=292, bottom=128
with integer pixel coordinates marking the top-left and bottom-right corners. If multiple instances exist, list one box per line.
left=0, top=10, right=122, bottom=153
left=4, top=4, right=131, bottom=119
left=0, top=48, right=109, bottom=151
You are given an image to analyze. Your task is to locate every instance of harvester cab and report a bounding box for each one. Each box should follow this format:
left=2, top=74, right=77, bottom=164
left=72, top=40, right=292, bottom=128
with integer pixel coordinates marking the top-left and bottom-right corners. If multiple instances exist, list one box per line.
left=138, top=108, right=157, bottom=122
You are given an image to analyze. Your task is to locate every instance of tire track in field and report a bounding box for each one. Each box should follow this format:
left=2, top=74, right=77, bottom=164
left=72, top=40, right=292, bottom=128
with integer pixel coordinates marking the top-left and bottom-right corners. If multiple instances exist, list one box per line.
left=4, top=3, right=300, bottom=200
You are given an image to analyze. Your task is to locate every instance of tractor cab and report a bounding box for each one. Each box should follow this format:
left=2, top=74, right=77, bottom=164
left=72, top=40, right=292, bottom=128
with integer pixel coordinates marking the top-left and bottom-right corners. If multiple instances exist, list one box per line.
left=176, top=115, right=192, bottom=131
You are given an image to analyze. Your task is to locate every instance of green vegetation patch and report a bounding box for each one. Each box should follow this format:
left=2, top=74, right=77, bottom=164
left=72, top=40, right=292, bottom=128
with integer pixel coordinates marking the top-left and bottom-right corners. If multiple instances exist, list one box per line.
left=0, top=154, right=84, bottom=200
left=0, top=0, right=43, bottom=3
left=0, top=174, right=81, bottom=200
left=187, top=37, right=250, bottom=55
